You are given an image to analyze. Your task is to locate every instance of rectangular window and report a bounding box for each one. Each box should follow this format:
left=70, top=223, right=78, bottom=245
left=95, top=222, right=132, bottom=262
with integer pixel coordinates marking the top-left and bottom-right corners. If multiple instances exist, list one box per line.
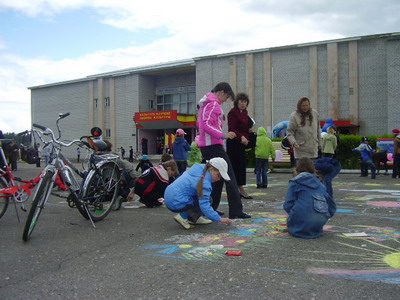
left=105, top=97, right=110, bottom=107
left=154, top=91, right=195, bottom=114
left=105, top=129, right=111, bottom=138
left=94, top=98, right=98, bottom=108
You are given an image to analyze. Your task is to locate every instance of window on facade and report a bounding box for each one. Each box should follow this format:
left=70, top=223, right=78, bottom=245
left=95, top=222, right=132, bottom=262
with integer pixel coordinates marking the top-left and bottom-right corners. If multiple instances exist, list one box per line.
left=105, top=129, right=111, bottom=138
left=94, top=98, right=98, bottom=108
left=105, top=97, right=110, bottom=107
left=156, top=92, right=196, bottom=114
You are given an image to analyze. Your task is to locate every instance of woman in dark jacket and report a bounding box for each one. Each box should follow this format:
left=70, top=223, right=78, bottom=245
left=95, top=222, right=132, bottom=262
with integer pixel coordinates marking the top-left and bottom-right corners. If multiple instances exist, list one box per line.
left=227, top=93, right=253, bottom=199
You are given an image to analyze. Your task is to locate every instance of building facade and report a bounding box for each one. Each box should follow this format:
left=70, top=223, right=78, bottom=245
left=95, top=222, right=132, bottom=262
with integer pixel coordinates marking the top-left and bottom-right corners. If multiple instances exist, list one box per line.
left=30, top=32, right=400, bottom=156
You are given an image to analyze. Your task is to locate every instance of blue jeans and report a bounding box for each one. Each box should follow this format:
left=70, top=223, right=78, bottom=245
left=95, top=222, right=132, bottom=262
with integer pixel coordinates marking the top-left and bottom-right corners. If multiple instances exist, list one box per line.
left=255, top=158, right=268, bottom=186
left=362, top=159, right=376, bottom=178
left=322, top=162, right=342, bottom=197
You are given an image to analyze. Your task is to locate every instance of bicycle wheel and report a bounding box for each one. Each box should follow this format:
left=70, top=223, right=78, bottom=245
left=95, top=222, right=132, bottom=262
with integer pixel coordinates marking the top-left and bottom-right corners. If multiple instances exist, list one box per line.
left=22, top=170, right=54, bottom=241
left=81, top=162, right=120, bottom=221
left=0, top=178, right=10, bottom=219
left=111, top=195, right=123, bottom=211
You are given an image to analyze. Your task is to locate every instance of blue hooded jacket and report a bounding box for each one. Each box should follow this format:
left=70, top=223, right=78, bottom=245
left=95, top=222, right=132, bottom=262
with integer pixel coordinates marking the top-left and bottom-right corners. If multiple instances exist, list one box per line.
left=173, top=136, right=192, bottom=161
left=353, top=142, right=373, bottom=161
left=164, top=163, right=220, bottom=222
left=284, top=172, right=336, bottom=238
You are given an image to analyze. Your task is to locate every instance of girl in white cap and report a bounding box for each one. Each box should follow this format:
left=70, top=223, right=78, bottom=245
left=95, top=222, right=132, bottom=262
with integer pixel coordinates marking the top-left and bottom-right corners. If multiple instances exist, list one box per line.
left=164, top=157, right=233, bottom=229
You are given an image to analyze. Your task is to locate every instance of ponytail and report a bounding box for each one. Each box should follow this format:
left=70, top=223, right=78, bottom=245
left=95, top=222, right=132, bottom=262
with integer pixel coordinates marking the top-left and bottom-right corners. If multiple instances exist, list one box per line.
left=197, top=162, right=212, bottom=197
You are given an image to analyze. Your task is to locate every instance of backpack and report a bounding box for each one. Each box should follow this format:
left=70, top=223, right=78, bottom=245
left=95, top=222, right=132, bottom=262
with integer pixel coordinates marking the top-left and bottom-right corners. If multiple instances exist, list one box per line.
left=20, top=145, right=37, bottom=164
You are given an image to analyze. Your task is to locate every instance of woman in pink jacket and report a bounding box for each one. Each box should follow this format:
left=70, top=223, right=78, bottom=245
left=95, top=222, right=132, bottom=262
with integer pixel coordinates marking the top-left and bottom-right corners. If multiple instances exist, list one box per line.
left=197, top=82, right=251, bottom=219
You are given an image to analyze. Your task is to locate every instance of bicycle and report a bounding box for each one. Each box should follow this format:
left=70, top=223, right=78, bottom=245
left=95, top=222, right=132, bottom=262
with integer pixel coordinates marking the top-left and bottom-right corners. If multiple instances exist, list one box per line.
left=22, top=113, right=121, bottom=241
left=0, top=131, right=45, bottom=222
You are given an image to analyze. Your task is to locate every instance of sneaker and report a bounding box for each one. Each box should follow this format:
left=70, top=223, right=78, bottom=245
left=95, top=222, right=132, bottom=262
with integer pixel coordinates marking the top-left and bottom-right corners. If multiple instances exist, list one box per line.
left=189, top=216, right=212, bottom=225
left=174, top=214, right=194, bottom=229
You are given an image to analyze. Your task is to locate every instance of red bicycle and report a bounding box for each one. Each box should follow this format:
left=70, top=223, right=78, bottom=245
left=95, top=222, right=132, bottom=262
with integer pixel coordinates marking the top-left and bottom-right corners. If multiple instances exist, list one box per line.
left=0, top=132, right=44, bottom=221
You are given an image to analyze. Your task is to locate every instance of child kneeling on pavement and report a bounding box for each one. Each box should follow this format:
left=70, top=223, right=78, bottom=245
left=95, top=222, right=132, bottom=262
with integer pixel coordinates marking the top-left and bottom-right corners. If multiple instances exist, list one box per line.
left=164, top=157, right=233, bottom=229
left=284, top=157, right=336, bottom=238
left=128, top=160, right=178, bottom=208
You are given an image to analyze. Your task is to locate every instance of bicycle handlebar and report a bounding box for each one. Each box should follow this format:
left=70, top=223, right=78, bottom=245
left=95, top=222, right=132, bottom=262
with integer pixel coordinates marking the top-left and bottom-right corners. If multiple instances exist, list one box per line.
left=32, top=123, right=47, bottom=131
left=33, top=113, right=84, bottom=148
left=59, top=112, right=70, bottom=120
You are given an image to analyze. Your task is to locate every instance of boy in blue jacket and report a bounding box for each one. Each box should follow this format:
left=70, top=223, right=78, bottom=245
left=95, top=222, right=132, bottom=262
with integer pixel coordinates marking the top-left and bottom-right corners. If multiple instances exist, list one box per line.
left=164, top=157, right=233, bottom=229
left=284, top=157, right=336, bottom=238
left=353, top=136, right=376, bottom=179
left=172, top=128, right=192, bottom=176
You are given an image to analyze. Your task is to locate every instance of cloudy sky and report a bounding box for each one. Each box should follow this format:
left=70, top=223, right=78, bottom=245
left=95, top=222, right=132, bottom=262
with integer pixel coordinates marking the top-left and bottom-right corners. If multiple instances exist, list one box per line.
left=1, top=0, right=399, bottom=133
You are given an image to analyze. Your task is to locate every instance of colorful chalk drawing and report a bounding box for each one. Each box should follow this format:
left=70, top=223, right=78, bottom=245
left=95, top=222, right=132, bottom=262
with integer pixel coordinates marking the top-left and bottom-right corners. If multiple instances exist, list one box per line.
left=306, top=231, right=400, bottom=284
left=142, top=179, right=400, bottom=284
left=366, top=201, right=400, bottom=208
left=143, top=212, right=289, bottom=261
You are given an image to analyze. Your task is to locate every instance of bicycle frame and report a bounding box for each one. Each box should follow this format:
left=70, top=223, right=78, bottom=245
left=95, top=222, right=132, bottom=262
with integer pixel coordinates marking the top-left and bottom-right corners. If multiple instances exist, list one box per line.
left=0, top=135, right=43, bottom=221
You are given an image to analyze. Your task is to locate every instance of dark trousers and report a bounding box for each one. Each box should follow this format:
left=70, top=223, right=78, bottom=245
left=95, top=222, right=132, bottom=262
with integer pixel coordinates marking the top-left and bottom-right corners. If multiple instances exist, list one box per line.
left=392, top=153, right=400, bottom=178
left=226, top=139, right=247, bottom=185
left=176, top=160, right=188, bottom=176
left=361, top=159, right=376, bottom=178
left=10, top=160, right=17, bottom=171
left=167, top=196, right=202, bottom=222
left=200, top=144, right=244, bottom=218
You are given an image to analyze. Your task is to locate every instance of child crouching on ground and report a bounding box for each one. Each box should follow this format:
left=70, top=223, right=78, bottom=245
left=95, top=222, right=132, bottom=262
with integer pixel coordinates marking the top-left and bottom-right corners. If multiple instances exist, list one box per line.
left=283, top=157, right=336, bottom=238
left=128, top=160, right=178, bottom=208
left=164, top=157, right=233, bottom=229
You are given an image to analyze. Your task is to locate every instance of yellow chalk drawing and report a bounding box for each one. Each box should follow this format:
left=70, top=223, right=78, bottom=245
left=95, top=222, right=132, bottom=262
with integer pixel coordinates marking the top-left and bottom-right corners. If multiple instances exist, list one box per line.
left=384, top=252, right=400, bottom=268
left=236, top=239, right=247, bottom=244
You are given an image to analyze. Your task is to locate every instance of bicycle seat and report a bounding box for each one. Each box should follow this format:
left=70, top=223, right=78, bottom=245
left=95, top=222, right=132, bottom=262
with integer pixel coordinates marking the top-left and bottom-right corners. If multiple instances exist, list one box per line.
left=86, top=138, right=111, bottom=152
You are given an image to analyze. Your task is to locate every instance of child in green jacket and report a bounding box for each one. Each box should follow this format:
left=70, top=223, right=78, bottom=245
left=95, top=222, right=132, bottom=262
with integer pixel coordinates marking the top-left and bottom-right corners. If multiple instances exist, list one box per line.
left=255, top=127, right=276, bottom=188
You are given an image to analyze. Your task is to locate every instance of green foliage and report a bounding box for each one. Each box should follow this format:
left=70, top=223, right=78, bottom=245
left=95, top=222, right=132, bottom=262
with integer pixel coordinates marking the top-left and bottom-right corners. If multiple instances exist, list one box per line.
left=2, top=132, right=26, bottom=145
left=246, top=134, right=394, bottom=169
left=188, top=141, right=202, bottom=166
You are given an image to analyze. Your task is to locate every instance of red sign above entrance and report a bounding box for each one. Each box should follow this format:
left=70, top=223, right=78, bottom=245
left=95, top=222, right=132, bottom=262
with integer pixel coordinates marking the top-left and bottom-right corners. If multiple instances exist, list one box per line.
left=135, top=110, right=178, bottom=122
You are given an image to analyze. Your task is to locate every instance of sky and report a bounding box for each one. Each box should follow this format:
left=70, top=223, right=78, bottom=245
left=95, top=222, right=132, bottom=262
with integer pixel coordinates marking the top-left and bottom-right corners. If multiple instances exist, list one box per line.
left=1, top=0, right=399, bottom=133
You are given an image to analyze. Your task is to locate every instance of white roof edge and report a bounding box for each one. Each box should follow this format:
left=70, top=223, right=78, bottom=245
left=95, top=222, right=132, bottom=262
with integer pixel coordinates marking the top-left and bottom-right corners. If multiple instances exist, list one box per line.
left=193, top=32, right=400, bottom=60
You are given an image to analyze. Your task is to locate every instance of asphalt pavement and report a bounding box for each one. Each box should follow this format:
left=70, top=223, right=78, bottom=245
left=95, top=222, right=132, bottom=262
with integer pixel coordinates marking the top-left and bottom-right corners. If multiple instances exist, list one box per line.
left=1, top=161, right=400, bottom=299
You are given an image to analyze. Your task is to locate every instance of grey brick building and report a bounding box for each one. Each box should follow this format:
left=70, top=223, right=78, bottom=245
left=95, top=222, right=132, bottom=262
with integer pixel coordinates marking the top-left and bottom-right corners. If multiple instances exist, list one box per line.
left=29, top=32, right=400, bottom=157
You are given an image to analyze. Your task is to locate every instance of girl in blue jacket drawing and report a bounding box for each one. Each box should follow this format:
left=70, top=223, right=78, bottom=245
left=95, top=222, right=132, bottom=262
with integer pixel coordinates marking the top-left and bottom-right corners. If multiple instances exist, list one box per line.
left=164, top=157, right=233, bottom=230
left=284, top=157, right=336, bottom=238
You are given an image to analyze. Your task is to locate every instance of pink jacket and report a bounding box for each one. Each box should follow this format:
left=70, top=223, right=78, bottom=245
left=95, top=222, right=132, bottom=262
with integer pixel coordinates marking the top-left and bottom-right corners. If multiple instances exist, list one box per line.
left=197, top=92, right=225, bottom=147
